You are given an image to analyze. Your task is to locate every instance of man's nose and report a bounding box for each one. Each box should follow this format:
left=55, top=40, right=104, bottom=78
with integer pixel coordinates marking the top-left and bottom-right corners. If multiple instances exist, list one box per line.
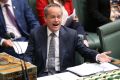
left=55, top=17, right=59, bottom=21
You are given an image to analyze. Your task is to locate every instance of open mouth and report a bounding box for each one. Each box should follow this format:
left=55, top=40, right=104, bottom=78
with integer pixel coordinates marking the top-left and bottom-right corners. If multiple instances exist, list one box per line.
left=53, top=23, right=59, bottom=26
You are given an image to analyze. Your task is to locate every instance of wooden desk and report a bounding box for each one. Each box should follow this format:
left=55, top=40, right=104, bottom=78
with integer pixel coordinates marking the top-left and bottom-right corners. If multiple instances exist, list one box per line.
left=0, top=52, right=37, bottom=80
left=112, top=59, right=120, bottom=67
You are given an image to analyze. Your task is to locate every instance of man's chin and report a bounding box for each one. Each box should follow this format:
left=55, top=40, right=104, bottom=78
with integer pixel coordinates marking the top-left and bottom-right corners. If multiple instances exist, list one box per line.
left=53, top=29, right=59, bottom=32
left=51, top=27, right=60, bottom=32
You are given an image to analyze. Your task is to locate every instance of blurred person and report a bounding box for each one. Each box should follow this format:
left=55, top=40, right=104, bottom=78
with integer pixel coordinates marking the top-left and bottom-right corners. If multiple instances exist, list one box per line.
left=0, top=0, right=40, bottom=57
left=85, top=0, right=112, bottom=32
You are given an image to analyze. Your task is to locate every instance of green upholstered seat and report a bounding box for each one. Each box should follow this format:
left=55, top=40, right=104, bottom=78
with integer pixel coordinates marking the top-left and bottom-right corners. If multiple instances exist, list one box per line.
left=97, top=20, right=120, bottom=59
left=86, top=32, right=101, bottom=50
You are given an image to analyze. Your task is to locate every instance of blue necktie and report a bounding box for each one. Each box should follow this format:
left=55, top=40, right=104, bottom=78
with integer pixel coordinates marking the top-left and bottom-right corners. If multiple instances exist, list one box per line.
left=4, top=4, right=18, bottom=28
left=47, top=33, right=56, bottom=74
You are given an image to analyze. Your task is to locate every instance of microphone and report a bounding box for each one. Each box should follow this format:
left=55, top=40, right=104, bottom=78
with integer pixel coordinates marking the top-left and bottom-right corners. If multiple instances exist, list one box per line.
left=9, top=32, right=15, bottom=39
left=8, top=33, right=29, bottom=80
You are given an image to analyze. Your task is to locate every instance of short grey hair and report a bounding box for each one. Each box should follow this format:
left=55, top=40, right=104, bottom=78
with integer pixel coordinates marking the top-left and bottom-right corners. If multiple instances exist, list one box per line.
left=44, top=3, right=63, bottom=17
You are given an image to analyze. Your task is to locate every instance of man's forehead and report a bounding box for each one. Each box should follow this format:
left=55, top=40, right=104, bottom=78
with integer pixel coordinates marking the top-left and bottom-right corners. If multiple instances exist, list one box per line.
left=48, top=7, right=62, bottom=14
left=48, top=6, right=61, bottom=11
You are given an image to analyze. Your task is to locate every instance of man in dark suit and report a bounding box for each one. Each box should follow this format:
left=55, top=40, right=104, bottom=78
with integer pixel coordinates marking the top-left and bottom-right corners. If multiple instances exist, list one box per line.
left=0, top=0, right=40, bottom=57
left=25, top=3, right=112, bottom=77
left=85, top=0, right=112, bottom=32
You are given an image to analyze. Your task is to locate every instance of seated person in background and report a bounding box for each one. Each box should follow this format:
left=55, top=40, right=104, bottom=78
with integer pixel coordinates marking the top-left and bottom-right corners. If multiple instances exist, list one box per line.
left=86, top=0, right=112, bottom=32
left=0, top=0, right=40, bottom=57
left=36, top=0, right=89, bottom=47
left=24, top=3, right=112, bottom=77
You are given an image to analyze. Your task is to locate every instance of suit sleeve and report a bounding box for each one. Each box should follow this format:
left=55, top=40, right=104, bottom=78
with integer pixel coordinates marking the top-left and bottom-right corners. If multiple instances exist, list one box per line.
left=75, top=31, right=99, bottom=62
left=23, top=30, right=35, bottom=63
left=23, top=0, right=40, bottom=29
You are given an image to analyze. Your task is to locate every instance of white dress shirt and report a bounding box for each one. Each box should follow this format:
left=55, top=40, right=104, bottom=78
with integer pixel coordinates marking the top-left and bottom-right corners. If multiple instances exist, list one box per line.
left=46, top=28, right=60, bottom=71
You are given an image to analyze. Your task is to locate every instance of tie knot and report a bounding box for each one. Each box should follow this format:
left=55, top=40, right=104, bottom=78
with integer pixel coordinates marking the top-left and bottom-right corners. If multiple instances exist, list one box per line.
left=50, top=33, right=56, bottom=37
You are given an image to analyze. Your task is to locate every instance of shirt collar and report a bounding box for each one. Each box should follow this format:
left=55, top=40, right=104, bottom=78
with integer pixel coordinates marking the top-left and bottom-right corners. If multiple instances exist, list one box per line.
left=47, top=27, right=59, bottom=37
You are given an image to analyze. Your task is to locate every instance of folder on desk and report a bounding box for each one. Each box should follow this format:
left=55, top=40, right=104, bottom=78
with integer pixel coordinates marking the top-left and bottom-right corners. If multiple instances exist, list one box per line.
left=66, top=62, right=119, bottom=76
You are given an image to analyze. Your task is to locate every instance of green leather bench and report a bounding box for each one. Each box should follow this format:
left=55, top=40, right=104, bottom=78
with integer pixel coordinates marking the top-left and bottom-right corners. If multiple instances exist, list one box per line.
left=98, top=20, right=120, bottom=59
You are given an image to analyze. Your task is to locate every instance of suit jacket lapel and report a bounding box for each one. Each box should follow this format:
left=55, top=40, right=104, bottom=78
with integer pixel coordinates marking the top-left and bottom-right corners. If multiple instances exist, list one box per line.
left=11, top=0, right=22, bottom=29
left=59, top=26, right=67, bottom=67
left=11, top=0, right=19, bottom=24
left=11, top=0, right=28, bottom=36
left=41, top=26, right=68, bottom=68
left=41, top=27, right=47, bottom=65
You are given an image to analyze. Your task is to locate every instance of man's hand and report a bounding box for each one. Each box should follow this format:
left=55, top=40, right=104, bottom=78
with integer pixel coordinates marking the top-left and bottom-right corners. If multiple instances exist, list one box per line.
left=97, top=51, right=112, bottom=63
left=83, top=40, right=89, bottom=47
left=2, top=39, right=13, bottom=47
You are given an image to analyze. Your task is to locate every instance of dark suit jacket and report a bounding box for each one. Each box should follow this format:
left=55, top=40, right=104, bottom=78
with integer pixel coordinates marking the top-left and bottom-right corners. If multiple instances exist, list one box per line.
left=0, top=0, right=40, bottom=41
left=25, top=26, right=99, bottom=77
left=85, top=0, right=112, bottom=32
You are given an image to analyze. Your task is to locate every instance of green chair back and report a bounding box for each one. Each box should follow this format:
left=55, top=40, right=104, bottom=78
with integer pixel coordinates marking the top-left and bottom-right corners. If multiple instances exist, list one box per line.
left=86, top=32, right=101, bottom=50
left=98, top=20, right=120, bottom=59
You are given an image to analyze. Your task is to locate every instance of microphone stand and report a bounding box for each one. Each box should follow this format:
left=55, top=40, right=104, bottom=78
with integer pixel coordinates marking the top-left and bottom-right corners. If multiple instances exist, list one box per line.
left=12, top=42, right=26, bottom=80
left=16, top=42, right=29, bottom=80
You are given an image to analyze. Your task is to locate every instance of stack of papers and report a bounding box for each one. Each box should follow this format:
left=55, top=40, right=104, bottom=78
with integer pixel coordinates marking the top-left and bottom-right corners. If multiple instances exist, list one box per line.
left=13, top=41, right=28, bottom=54
left=37, top=63, right=119, bottom=80
left=37, top=72, right=80, bottom=80
left=66, top=62, right=119, bottom=76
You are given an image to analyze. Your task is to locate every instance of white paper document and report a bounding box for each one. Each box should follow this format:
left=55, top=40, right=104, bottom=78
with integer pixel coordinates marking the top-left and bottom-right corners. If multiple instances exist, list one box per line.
left=37, top=75, right=59, bottom=80
left=54, top=72, right=80, bottom=80
left=66, top=62, right=119, bottom=76
left=37, top=72, right=80, bottom=80
left=13, top=41, right=28, bottom=54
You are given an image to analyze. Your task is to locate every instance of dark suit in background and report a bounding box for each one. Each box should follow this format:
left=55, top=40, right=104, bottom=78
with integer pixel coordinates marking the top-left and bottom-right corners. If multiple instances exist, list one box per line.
left=0, top=0, right=40, bottom=57
left=24, top=26, right=99, bottom=77
left=85, top=0, right=112, bottom=32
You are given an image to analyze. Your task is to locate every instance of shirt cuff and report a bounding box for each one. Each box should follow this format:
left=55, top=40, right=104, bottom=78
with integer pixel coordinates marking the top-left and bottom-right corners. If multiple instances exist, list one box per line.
left=0, top=39, right=5, bottom=46
left=96, top=54, right=101, bottom=63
